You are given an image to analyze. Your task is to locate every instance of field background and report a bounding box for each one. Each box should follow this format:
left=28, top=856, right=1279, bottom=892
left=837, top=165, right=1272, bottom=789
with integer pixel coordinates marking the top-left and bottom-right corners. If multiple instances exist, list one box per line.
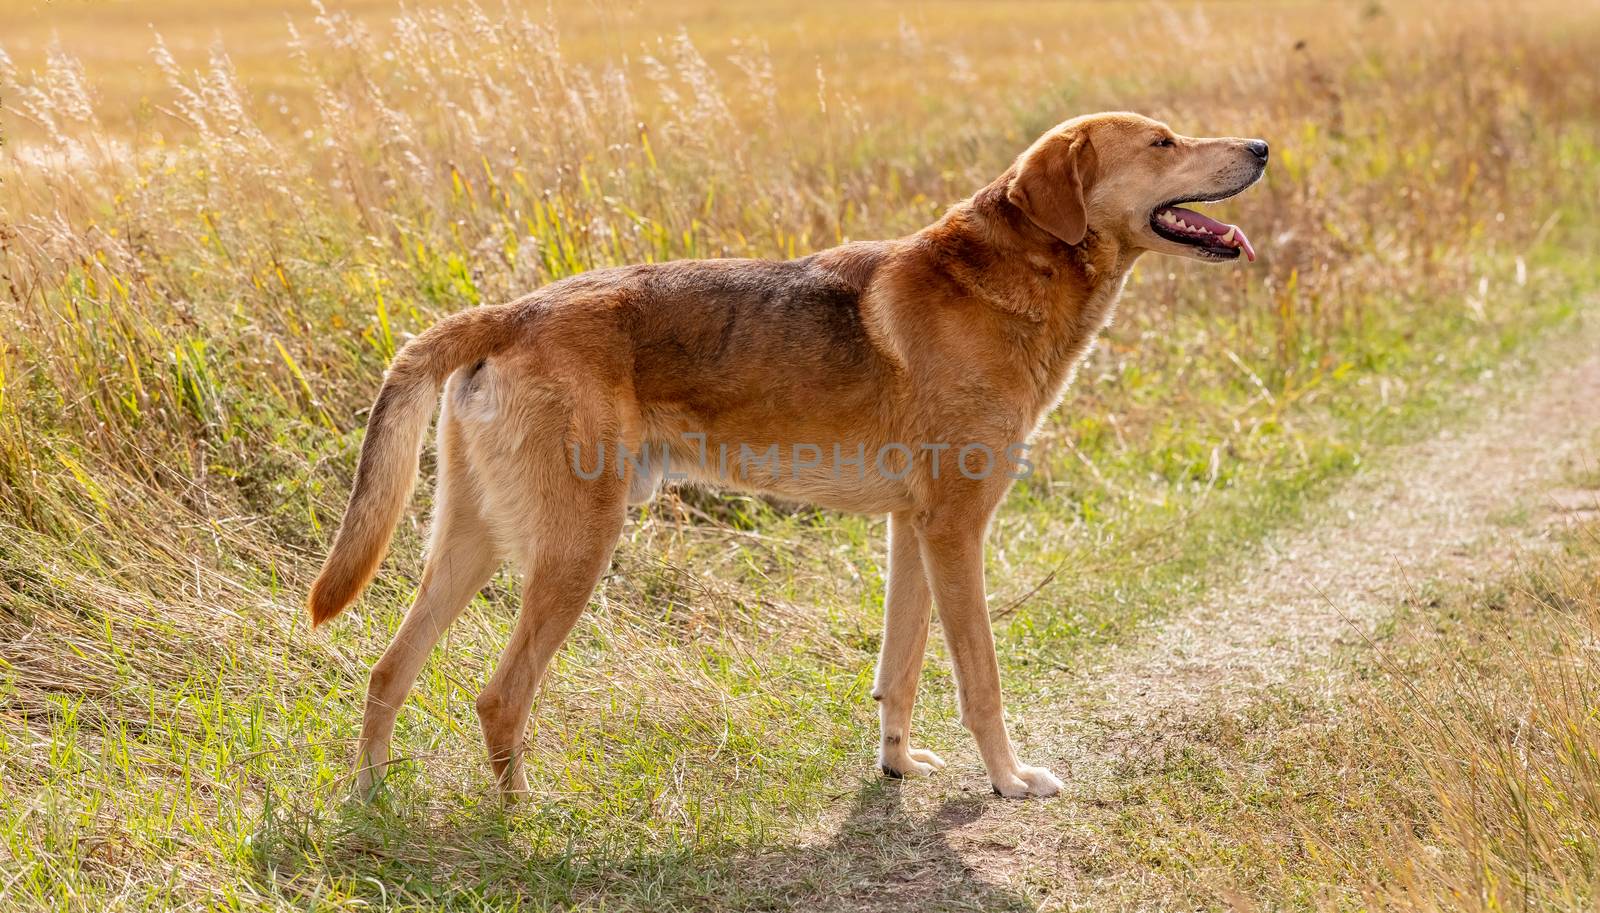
left=3, top=0, right=1600, bottom=909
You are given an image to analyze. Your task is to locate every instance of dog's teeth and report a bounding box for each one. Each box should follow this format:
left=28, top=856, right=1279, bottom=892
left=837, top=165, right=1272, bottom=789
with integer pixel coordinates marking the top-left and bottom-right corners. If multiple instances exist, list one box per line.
left=1221, top=227, right=1236, bottom=244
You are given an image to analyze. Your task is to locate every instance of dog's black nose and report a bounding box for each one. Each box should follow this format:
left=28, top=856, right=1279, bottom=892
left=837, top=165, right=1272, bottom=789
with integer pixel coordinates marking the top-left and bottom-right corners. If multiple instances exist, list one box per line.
left=1245, top=139, right=1269, bottom=162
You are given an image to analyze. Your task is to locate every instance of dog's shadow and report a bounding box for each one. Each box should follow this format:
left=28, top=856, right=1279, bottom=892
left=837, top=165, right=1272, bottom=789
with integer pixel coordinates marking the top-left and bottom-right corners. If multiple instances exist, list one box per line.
left=741, top=780, right=1035, bottom=912
left=252, top=778, right=1034, bottom=911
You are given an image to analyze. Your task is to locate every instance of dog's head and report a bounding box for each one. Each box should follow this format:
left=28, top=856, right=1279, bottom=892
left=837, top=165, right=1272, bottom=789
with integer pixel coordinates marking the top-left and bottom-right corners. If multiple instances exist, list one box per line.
left=1007, top=111, right=1267, bottom=262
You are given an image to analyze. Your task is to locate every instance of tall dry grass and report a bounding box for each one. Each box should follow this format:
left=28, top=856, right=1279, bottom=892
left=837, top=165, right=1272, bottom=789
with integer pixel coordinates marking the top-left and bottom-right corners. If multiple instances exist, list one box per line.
left=2, top=1, right=1595, bottom=580
left=1304, top=518, right=1600, bottom=911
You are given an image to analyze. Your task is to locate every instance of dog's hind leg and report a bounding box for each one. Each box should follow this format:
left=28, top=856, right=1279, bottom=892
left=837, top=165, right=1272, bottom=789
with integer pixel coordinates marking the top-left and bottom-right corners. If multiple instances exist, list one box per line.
left=352, top=406, right=498, bottom=799
left=474, top=474, right=627, bottom=798
left=872, top=510, right=946, bottom=778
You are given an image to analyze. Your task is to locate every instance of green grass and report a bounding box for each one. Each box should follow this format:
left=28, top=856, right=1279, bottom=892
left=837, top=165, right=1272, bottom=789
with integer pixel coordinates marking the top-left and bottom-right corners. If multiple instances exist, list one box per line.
left=4, top=1, right=1600, bottom=909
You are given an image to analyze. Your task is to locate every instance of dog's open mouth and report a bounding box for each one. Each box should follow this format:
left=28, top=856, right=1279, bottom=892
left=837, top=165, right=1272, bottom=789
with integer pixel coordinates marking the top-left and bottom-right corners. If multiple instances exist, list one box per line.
left=1150, top=204, right=1256, bottom=262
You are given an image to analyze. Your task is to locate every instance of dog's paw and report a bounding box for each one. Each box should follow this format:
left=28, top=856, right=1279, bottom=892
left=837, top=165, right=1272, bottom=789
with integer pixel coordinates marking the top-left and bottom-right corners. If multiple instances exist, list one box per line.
left=350, top=745, right=389, bottom=802
left=496, top=766, right=531, bottom=803
left=350, top=769, right=383, bottom=803
left=991, top=764, right=1063, bottom=799
left=880, top=746, right=947, bottom=779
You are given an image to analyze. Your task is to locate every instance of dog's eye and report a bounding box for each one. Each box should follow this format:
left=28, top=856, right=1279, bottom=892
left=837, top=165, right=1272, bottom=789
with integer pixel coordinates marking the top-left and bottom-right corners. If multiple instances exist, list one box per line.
left=1151, top=138, right=1176, bottom=148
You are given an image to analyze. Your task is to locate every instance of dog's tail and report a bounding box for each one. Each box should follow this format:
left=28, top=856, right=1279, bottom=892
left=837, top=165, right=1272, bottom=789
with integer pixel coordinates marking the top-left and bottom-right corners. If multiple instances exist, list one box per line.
left=307, top=304, right=524, bottom=627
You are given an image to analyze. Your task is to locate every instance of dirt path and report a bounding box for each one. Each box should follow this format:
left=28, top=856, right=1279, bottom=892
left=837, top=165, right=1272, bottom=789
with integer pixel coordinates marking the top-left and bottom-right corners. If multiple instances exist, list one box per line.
left=1072, top=322, right=1600, bottom=758
left=981, top=318, right=1600, bottom=900
left=770, top=314, right=1600, bottom=911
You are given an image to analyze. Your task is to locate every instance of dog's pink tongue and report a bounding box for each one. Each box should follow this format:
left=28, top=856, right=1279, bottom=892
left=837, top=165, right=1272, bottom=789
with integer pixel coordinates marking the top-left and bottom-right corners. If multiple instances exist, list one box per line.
left=1230, top=224, right=1256, bottom=262
left=1164, top=206, right=1257, bottom=262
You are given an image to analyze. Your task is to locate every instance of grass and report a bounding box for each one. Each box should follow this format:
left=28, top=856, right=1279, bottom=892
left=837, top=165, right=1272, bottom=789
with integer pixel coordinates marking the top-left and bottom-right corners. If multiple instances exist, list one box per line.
left=3, top=0, right=1600, bottom=909
left=1055, top=513, right=1600, bottom=912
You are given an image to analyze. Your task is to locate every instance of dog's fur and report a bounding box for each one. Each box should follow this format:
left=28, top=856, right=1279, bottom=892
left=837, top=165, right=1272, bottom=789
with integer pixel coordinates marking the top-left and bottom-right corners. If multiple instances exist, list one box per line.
left=309, top=112, right=1267, bottom=799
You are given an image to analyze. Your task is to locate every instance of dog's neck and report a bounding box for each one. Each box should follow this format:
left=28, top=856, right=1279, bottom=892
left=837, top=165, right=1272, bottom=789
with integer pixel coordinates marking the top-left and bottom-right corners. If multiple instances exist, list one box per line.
left=922, top=176, right=1143, bottom=417
left=949, top=173, right=1139, bottom=316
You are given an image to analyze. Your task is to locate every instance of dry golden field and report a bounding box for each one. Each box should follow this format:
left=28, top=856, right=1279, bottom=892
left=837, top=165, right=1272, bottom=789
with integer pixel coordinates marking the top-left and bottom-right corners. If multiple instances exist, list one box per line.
left=4, top=1, right=1600, bottom=910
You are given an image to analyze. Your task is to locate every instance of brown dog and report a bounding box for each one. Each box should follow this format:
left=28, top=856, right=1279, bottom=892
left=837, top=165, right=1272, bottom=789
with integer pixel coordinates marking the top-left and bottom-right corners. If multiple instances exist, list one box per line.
left=309, top=111, right=1267, bottom=799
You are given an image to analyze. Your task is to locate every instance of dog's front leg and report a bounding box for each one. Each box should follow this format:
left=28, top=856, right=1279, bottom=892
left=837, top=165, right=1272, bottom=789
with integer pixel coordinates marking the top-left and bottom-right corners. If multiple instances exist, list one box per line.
left=872, top=510, right=947, bottom=779
left=916, top=508, right=1062, bottom=799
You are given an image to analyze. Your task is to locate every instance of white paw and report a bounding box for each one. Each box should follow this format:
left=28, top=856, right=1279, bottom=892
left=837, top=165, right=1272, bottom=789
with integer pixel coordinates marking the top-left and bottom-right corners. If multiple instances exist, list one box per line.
left=350, top=745, right=389, bottom=801
left=991, top=763, right=1063, bottom=799
left=351, top=767, right=381, bottom=801
left=496, top=761, right=531, bottom=802
left=880, top=745, right=947, bottom=779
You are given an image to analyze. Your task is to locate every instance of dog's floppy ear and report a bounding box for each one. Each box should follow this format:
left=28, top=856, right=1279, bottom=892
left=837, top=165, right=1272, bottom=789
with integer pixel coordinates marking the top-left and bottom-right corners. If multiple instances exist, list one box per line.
left=1007, top=130, right=1098, bottom=245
